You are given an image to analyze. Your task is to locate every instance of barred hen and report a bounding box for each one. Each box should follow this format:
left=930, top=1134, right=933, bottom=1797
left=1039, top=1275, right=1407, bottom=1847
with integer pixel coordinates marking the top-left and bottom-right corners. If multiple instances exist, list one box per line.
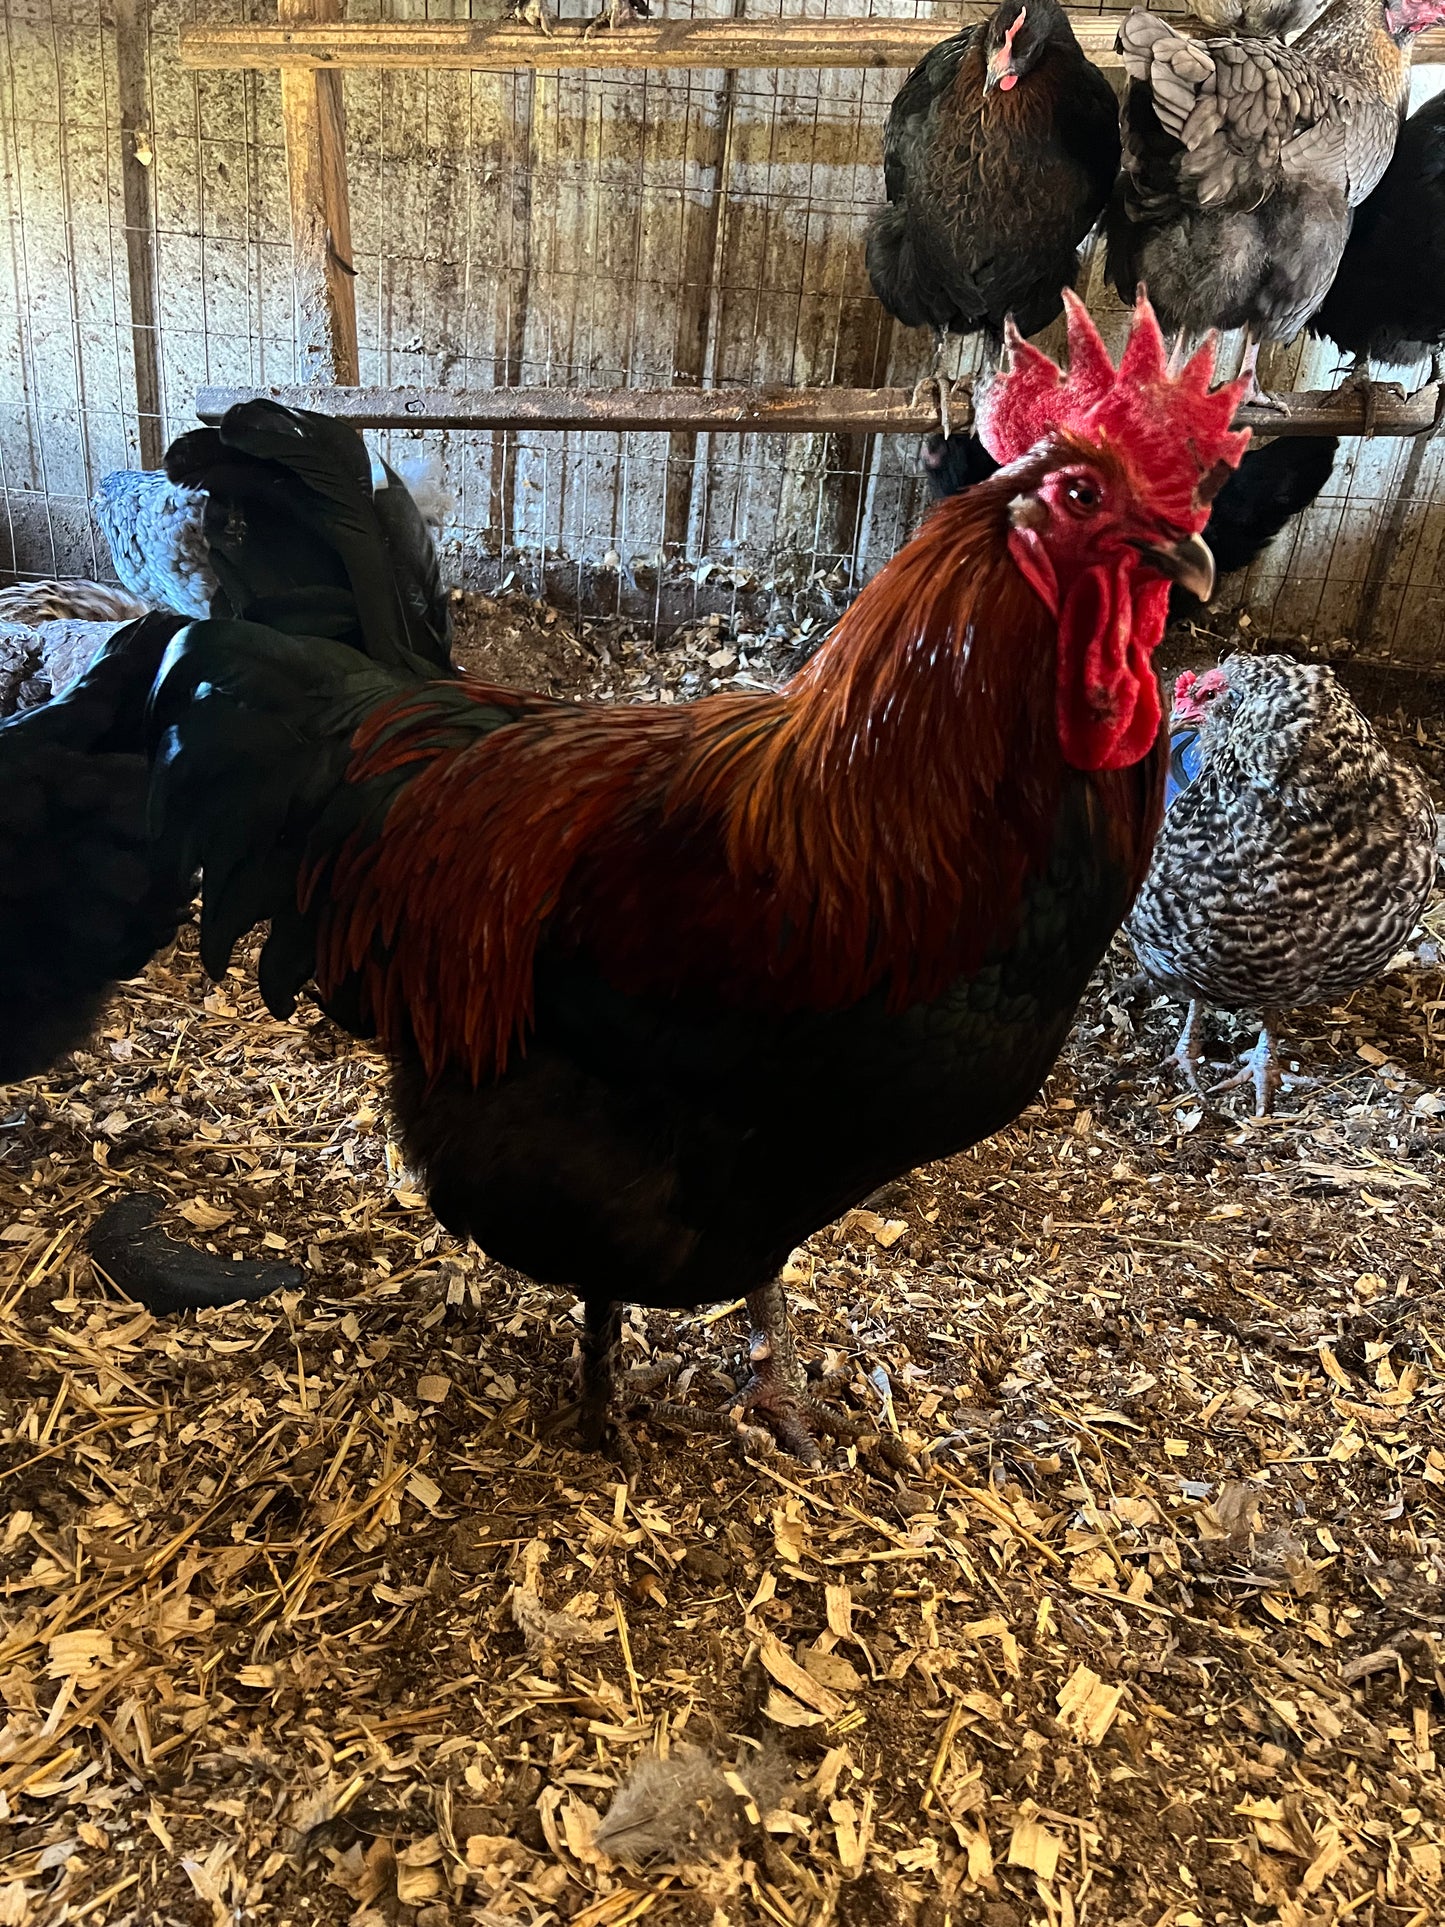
left=1127, top=654, right=1438, bottom=1113
left=867, top=0, right=1119, bottom=426
left=1107, top=0, right=1445, bottom=399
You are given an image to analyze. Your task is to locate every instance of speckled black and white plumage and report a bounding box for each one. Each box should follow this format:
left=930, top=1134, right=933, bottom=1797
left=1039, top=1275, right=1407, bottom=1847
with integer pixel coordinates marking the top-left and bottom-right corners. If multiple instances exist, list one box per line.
left=1128, top=654, right=1437, bottom=1103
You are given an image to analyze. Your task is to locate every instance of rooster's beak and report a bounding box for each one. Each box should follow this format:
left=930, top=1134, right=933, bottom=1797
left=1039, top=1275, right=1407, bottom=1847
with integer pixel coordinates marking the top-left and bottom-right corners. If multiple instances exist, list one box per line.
left=1138, top=531, right=1215, bottom=603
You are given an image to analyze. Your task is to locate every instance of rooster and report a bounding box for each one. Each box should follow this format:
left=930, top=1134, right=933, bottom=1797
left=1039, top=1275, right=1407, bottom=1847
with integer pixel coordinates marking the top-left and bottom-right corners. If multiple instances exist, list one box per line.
left=1313, top=89, right=1445, bottom=379
left=151, top=297, right=1247, bottom=1468
left=1107, top=0, right=1445, bottom=401
left=922, top=428, right=1337, bottom=617
left=1127, top=655, right=1438, bottom=1113
left=866, top=0, right=1120, bottom=432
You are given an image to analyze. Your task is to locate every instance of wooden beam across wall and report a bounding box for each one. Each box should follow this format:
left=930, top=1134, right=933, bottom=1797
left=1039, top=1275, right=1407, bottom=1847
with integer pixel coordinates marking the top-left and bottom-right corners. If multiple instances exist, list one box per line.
left=193, top=380, right=1445, bottom=437
left=278, top=0, right=359, bottom=386
left=177, top=12, right=1445, bottom=72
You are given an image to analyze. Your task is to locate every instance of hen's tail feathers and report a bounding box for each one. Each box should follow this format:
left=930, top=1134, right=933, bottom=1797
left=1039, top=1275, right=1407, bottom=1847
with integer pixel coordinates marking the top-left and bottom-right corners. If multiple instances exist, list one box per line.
left=0, top=612, right=191, bottom=1082
left=90, top=1190, right=302, bottom=1314
left=150, top=619, right=416, bottom=1021
left=164, top=401, right=454, bottom=677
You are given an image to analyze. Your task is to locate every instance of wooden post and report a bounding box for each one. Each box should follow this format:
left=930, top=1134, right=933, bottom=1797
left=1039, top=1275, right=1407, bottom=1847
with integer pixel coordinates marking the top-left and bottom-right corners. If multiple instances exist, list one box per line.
left=278, top=0, right=359, bottom=386
left=114, top=0, right=164, bottom=468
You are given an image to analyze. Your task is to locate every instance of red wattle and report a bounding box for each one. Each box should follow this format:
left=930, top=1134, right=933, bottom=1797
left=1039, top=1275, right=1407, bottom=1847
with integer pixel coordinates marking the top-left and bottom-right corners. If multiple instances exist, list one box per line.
left=1055, top=560, right=1165, bottom=771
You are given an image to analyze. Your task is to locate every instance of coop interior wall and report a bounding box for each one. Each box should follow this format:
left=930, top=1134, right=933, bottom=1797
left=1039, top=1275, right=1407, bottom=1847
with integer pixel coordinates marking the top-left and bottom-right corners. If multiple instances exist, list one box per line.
left=5, top=0, right=1445, bottom=663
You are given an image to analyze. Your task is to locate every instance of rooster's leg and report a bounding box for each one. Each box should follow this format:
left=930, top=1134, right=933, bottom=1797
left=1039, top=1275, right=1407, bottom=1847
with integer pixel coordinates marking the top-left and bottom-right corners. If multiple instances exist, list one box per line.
left=1167, top=998, right=1208, bottom=1098
left=575, top=1298, right=644, bottom=1483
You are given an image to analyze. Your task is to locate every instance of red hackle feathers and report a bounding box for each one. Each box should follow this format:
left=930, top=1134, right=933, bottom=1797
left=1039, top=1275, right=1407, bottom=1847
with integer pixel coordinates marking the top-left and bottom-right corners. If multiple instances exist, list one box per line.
left=307, top=471, right=1141, bottom=1088
left=976, top=289, right=1251, bottom=528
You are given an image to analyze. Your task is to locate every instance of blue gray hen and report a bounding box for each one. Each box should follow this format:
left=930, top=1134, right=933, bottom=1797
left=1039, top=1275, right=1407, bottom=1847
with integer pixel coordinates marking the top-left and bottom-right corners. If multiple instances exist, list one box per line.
left=1127, top=654, right=1438, bottom=1113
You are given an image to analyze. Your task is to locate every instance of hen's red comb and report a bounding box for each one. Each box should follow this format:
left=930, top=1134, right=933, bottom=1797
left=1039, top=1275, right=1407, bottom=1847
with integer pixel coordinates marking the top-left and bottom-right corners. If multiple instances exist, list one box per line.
left=974, top=290, right=1251, bottom=530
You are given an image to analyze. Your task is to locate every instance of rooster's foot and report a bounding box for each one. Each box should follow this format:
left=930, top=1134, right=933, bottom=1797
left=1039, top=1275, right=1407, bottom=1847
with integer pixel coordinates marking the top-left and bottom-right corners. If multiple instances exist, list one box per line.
left=642, top=1369, right=870, bottom=1466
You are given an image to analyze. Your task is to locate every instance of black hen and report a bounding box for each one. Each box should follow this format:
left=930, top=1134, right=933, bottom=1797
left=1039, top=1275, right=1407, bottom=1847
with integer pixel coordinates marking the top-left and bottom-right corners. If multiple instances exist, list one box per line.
left=0, top=612, right=188, bottom=1083
left=164, top=401, right=454, bottom=675
left=922, top=428, right=1338, bottom=610
left=867, top=0, right=1120, bottom=346
left=1314, top=91, right=1445, bottom=373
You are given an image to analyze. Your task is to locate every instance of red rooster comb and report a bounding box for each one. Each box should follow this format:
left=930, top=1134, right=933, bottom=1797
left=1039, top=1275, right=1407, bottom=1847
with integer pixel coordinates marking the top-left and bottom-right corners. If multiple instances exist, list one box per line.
left=974, top=290, right=1251, bottom=530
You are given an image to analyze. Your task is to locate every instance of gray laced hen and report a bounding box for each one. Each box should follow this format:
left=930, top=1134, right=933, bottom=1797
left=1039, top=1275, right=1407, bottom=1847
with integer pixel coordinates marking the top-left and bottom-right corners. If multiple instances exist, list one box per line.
left=1128, top=653, right=1438, bottom=1114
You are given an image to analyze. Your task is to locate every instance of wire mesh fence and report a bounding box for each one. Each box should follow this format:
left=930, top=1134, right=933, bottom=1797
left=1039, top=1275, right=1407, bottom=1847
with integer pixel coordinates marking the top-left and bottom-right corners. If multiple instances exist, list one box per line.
left=4, top=0, right=1445, bottom=672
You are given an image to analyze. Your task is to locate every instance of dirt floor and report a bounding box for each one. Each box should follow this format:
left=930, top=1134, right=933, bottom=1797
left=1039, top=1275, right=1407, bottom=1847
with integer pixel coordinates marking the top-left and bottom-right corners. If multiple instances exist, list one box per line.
left=3, top=596, right=1445, bottom=1927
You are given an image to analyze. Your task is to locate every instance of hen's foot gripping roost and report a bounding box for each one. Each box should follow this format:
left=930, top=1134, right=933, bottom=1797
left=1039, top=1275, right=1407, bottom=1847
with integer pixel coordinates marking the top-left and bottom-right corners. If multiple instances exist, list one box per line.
left=508, top=0, right=554, bottom=32
left=1235, top=338, right=1287, bottom=416
left=582, top=0, right=648, bottom=36
left=911, top=374, right=955, bottom=441
left=1331, top=357, right=1394, bottom=437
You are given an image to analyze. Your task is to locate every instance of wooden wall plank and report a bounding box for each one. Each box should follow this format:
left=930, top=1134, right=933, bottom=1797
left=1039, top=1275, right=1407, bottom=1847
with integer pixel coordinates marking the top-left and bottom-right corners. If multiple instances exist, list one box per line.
left=278, top=0, right=358, bottom=384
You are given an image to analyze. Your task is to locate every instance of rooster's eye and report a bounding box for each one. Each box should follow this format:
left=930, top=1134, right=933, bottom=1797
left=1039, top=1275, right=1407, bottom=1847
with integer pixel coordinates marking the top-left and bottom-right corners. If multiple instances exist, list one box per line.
left=1064, top=477, right=1101, bottom=514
